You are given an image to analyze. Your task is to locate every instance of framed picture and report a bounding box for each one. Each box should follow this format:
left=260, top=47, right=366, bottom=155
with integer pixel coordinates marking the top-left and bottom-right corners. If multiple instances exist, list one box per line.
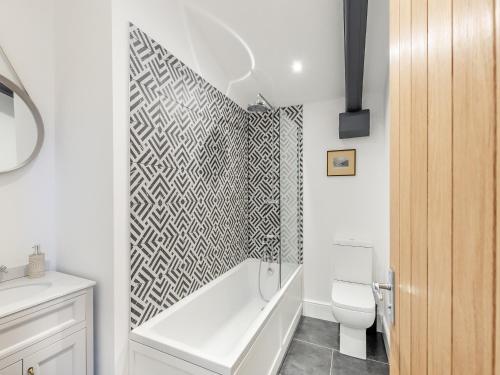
left=327, top=149, right=356, bottom=176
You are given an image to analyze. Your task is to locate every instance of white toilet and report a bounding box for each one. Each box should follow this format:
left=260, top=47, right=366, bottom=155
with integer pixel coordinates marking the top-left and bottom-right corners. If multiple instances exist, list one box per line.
left=331, top=240, right=375, bottom=360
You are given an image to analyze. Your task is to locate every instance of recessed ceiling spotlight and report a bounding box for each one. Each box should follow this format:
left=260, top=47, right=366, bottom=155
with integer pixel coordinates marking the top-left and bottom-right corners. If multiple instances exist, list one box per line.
left=292, top=60, right=303, bottom=73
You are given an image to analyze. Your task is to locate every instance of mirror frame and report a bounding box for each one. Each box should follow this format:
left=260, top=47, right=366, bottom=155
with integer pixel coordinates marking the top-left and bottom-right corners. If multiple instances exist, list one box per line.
left=0, top=74, right=44, bottom=174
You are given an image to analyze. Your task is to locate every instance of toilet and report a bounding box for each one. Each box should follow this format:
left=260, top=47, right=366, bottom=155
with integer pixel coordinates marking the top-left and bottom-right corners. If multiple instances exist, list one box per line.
left=331, top=240, right=375, bottom=360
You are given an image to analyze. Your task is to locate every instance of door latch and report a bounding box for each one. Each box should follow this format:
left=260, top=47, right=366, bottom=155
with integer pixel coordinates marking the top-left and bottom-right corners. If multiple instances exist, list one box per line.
left=372, top=268, right=395, bottom=325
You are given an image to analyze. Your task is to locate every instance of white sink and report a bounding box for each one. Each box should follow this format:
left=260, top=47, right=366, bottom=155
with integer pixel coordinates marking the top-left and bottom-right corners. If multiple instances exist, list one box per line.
left=0, top=282, right=52, bottom=305
left=0, top=272, right=95, bottom=319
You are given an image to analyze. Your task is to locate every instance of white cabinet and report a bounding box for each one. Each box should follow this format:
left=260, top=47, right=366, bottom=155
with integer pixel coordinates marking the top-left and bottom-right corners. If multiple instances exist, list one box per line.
left=24, top=330, right=86, bottom=375
left=0, top=361, right=21, bottom=375
left=0, top=288, right=93, bottom=375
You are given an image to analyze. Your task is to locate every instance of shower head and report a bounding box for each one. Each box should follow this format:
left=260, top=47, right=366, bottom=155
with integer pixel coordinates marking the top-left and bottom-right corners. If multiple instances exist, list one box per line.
left=247, top=101, right=269, bottom=113
left=247, top=93, right=275, bottom=113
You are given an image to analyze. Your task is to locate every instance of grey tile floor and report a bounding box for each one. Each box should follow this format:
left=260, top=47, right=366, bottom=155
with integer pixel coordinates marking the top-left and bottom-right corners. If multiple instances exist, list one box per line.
left=280, top=317, right=389, bottom=375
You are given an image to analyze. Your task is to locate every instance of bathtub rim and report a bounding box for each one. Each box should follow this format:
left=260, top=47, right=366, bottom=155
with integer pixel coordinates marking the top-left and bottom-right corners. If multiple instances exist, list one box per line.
left=129, top=258, right=302, bottom=374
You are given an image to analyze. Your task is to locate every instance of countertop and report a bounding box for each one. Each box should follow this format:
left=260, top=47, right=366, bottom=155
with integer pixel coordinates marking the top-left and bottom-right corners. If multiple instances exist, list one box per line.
left=0, top=271, right=95, bottom=319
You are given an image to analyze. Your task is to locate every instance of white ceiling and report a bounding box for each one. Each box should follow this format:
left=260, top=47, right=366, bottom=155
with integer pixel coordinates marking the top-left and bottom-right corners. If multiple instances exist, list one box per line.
left=182, top=0, right=389, bottom=108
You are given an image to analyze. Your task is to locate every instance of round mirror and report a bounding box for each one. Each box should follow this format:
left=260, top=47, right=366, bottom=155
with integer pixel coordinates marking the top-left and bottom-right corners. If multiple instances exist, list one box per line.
left=0, top=74, right=44, bottom=174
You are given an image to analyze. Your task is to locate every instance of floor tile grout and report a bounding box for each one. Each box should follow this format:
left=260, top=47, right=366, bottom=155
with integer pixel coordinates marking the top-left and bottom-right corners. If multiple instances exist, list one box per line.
left=293, top=337, right=334, bottom=351
left=292, top=337, right=389, bottom=366
left=329, top=349, right=334, bottom=375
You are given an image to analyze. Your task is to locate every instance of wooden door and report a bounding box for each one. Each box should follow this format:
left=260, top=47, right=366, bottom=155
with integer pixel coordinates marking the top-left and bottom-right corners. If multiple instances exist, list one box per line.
left=23, top=330, right=86, bottom=375
left=390, top=0, right=499, bottom=373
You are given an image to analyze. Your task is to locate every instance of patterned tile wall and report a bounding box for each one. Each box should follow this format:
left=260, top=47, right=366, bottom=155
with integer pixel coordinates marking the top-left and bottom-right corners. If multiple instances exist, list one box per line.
left=129, top=24, right=248, bottom=327
left=248, top=110, right=281, bottom=260
left=129, top=24, right=303, bottom=328
left=247, top=106, right=304, bottom=264
left=279, top=106, right=304, bottom=265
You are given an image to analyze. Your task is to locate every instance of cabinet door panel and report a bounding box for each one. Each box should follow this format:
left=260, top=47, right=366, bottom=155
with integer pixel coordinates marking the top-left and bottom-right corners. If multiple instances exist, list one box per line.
left=0, top=294, right=86, bottom=359
left=0, top=361, right=22, bottom=375
left=23, top=330, right=86, bottom=375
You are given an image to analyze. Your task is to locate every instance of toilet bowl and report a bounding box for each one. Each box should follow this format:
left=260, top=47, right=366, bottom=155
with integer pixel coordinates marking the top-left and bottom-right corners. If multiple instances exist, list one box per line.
left=330, top=240, right=375, bottom=360
left=331, top=280, right=375, bottom=359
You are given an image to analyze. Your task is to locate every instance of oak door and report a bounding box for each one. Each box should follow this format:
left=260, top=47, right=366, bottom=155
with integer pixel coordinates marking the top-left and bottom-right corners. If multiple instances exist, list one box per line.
left=390, top=0, right=499, bottom=374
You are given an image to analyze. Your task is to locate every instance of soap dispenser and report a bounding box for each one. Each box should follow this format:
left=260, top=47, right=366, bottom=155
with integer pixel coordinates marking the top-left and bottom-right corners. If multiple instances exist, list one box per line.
left=28, top=244, right=45, bottom=278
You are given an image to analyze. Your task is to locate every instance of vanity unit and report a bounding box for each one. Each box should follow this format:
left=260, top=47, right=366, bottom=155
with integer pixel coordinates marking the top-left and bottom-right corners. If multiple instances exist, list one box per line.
left=0, top=272, right=95, bottom=375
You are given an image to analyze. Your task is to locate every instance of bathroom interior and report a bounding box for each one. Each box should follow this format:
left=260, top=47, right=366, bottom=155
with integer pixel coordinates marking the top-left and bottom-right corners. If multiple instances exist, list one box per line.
left=2, top=0, right=500, bottom=374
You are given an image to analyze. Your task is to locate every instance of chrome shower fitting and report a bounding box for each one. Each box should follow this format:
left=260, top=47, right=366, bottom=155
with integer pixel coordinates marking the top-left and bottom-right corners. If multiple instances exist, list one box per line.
left=247, top=93, right=275, bottom=113
left=262, top=234, right=277, bottom=263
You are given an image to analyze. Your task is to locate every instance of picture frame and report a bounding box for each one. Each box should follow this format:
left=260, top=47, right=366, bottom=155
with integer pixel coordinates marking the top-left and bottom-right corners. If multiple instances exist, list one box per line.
left=327, top=149, right=356, bottom=176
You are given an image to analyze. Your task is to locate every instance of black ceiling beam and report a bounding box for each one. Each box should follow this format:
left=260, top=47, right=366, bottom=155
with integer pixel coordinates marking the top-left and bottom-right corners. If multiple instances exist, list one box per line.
left=339, top=0, right=370, bottom=139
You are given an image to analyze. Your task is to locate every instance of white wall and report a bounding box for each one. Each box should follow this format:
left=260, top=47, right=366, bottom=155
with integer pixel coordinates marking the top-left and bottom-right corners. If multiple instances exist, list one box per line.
left=302, top=95, right=389, bottom=326
left=0, top=0, right=56, bottom=269
left=54, top=1, right=115, bottom=374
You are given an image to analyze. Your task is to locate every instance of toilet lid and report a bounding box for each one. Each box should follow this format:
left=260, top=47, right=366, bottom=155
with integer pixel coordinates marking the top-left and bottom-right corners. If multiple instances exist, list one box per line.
left=331, top=281, right=375, bottom=313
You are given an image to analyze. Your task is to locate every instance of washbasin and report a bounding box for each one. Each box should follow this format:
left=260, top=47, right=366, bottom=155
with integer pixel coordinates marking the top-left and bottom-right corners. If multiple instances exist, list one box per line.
left=0, top=282, right=52, bottom=306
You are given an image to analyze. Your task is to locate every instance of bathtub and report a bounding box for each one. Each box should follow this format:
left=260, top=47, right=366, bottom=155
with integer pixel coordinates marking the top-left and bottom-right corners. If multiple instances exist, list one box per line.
left=129, top=258, right=303, bottom=375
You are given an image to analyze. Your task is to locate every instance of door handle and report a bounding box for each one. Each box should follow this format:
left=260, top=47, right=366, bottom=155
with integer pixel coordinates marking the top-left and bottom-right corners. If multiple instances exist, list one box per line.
left=372, top=282, right=392, bottom=300
left=27, top=367, right=34, bottom=375
left=372, top=269, right=395, bottom=326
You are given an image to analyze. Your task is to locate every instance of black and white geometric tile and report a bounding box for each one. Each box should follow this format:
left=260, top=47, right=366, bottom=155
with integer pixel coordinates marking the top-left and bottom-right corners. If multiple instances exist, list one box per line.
left=129, top=24, right=247, bottom=327
left=248, top=110, right=281, bottom=261
left=247, top=106, right=304, bottom=264
left=129, top=24, right=303, bottom=328
left=279, top=105, right=304, bottom=265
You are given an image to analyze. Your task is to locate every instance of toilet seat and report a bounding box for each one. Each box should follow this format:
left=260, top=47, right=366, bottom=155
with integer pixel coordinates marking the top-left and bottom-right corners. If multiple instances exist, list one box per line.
left=331, top=280, right=375, bottom=313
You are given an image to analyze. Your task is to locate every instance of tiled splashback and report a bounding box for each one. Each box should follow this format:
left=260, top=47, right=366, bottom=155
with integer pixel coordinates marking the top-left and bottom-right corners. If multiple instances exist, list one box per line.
left=248, top=107, right=304, bottom=264
left=129, top=24, right=302, bottom=328
left=129, top=24, right=248, bottom=327
left=279, top=106, right=304, bottom=265
left=248, top=110, right=281, bottom=260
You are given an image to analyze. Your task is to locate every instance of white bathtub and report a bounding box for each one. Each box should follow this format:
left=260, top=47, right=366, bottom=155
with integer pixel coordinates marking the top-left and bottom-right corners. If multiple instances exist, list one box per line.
left=129, top=258, right=303, bottom=375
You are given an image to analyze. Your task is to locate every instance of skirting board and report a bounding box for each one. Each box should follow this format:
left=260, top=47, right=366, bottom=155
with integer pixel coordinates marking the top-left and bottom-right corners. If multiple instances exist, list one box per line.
left=302, top=299, right=337, bottom=322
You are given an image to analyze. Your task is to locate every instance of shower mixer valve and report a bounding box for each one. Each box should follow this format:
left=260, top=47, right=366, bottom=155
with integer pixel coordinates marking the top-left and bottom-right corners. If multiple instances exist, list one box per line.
left=262, top=234, right=278, bottom=263
left=262, top=247, right=273, bottom=263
